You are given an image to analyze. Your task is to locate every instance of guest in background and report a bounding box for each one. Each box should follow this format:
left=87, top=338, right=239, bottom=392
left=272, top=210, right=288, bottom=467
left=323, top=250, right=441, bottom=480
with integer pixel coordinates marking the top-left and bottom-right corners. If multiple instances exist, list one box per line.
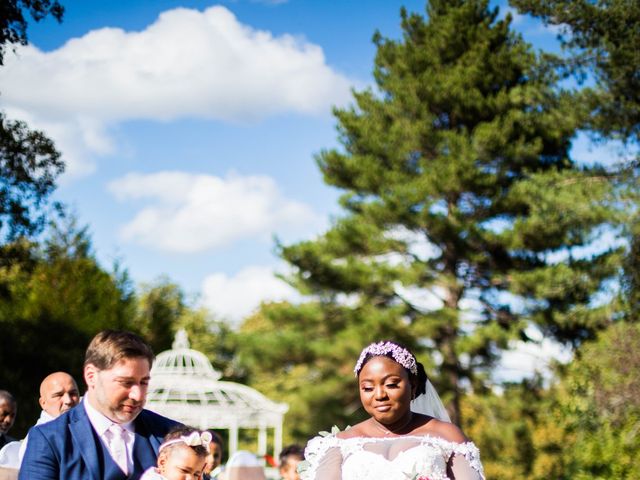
left=17, top=372, right=81, bottom=464
left=203, top=430, right=224, bottom=480
left=0, top=372, right=81, bottom=469
left=222, top=451, right=265, bottom=480
left=278, top=444, right=304, bottom=480
left=0, top=392, right=16, bottom=450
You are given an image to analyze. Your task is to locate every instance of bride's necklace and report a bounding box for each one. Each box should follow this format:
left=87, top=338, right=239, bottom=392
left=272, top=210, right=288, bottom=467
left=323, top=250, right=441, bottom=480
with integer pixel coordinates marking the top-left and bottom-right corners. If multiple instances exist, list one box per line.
left=371, top=413, right=413, bottom=436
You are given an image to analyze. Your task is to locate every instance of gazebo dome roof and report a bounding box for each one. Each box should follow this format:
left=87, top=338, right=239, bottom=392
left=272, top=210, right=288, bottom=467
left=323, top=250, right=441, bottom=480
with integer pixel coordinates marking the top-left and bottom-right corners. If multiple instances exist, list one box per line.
left=146, top=329, right=288, bottom=430
left=151, top=329, right=222, bottom=380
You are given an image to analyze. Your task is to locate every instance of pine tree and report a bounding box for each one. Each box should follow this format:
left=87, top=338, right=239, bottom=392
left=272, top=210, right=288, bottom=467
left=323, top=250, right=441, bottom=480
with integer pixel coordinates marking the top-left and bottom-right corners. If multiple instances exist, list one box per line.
left=239, top=0, right=625, bottom=428
left=511, top=0, right=640, bottom=322
left=511, top=0, right=640, bottom=143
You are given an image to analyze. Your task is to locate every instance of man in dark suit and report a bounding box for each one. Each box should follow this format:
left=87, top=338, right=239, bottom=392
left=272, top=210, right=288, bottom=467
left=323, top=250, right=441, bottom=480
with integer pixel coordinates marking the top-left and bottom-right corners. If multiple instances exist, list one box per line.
left=0, top=391, right=17, bottom=450
left=19, top=330, right=180, bottom=480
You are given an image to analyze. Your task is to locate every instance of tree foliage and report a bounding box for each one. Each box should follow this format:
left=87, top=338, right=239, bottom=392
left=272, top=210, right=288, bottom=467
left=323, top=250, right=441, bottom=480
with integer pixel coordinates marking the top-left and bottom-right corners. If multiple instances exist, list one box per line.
left=461, top=380, right=542, bottom=479
left=136, top=278, right=186, bottom=354
left=134, top=277, right=236, bottom=375
left=509, top=0, right=640, bottom=321
left=463, top=323, right=640, bottom=480
left=238, top=0, right=626, bottom=429
left=563, top=322, right=640, bottom=478
left=0, top=2, right=65, bottom=243
left=510, top=0, right=640, bottom=143
left=0, top=217, right=135, bottom=436
left=0, top=112, right=64, bottom=242
left=0, top=0, right=64, bottom=65
left=236, top=301, right=379, bottom=442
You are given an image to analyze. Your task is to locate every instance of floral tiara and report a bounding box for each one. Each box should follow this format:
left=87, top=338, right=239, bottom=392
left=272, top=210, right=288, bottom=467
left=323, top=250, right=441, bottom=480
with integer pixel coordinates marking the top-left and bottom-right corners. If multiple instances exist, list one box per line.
left=159, top=431, right=213, bottom=453
left=354, top=341, right=418, bottom=376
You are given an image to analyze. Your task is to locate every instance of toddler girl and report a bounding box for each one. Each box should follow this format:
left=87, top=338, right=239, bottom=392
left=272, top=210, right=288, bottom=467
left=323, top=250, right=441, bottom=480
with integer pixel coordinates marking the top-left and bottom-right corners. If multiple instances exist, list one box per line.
left=140, top=426, right=211, bottom=480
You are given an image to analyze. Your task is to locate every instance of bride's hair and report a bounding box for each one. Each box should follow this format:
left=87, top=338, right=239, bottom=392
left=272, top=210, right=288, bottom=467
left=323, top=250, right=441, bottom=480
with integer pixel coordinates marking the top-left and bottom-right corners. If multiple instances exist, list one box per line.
left=355, top=340, right=429, bottom=397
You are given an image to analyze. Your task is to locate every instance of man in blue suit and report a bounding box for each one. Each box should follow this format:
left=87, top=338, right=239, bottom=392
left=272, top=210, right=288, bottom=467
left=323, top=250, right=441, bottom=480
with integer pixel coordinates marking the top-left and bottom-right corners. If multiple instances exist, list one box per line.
left=19, top=330, right=180, bottom=480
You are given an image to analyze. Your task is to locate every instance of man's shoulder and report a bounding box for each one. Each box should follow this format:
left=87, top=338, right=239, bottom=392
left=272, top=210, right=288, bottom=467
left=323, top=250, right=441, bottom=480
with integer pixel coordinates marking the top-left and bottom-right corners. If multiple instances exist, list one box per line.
left=138, top=408, right=176, bottom=423
left=137, top=409, right=180, bottom=432
left=32, top=406, right=81, bottom=435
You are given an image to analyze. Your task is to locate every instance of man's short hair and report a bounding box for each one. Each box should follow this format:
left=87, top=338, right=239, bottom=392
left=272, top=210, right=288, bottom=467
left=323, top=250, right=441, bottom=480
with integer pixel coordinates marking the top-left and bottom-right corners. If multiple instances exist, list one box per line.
left=0, top=390, right=16, bottom=407
left=84, top=330, right=154, bottom=370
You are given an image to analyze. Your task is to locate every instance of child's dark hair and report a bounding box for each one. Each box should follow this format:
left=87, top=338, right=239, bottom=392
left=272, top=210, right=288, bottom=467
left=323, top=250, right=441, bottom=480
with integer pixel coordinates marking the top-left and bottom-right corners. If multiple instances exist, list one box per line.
left=207, top=429, right=223, bottom=449
left=159, top=425, right=209, bottom=458
left=279, top=444, right=304, bottom=465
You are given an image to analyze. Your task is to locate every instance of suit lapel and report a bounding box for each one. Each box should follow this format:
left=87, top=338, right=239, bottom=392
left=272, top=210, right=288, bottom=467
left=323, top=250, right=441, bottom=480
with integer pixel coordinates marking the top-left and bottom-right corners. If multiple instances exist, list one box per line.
left=132, top=412, right=158, bottom=475
left=69, top=403, right=101, bottom=480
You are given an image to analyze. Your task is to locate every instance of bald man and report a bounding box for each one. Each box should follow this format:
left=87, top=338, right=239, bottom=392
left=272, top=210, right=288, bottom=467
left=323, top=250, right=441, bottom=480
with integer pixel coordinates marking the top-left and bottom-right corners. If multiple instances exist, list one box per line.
left=38, top=372, right=80, bottom=419
left=9, top=373, right=80, bottom=466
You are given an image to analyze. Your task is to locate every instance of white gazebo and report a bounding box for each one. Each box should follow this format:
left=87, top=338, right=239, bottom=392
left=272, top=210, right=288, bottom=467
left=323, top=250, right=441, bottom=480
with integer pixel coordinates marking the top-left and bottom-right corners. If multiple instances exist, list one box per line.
left=146, top=330, right=289, bottom=460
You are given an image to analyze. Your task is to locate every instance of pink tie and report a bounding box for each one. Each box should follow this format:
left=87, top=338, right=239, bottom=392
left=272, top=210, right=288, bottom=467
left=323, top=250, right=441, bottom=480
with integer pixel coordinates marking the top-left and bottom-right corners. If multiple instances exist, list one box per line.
left=107, top=424, right=129, bottom=475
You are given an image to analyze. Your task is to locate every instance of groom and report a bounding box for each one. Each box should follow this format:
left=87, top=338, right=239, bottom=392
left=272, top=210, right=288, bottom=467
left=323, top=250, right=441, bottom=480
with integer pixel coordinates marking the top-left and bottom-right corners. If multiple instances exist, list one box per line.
left=19, top=330, right=179, bottom=480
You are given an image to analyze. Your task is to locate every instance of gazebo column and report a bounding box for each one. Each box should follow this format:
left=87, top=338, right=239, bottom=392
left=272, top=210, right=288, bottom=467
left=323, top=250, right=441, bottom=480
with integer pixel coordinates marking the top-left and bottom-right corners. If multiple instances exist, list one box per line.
left=274, top=421, right=283, bottom=460
left=258, top=422, right=267, bottom=459
left=229, top=422, right=239, bottom=458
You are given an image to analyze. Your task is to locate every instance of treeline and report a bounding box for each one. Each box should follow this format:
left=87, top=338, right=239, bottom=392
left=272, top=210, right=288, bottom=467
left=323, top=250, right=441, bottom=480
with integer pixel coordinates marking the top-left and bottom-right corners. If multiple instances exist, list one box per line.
left=0, top=1, right=638, bottom=479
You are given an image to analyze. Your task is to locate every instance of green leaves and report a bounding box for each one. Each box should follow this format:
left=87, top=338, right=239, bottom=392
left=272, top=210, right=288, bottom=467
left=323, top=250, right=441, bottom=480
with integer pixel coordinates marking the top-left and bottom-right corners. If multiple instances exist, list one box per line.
left=238, top=0, right=634, bottom=450
left=511, top=0, right=640, bottom=143
left=0, top=113, right=64, bottom=242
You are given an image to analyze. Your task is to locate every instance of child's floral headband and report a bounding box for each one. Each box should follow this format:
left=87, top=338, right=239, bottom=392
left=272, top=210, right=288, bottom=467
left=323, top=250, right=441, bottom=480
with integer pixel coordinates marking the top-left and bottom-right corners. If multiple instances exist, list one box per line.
left=354, top=341, right=418, bottom=376
left=159, top=431, right=213, bottom=452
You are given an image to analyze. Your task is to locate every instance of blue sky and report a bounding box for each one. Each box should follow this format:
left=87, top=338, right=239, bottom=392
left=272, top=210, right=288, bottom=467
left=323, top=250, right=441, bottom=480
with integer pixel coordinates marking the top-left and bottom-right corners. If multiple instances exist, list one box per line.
left=2, top=0, right=586, bottom=378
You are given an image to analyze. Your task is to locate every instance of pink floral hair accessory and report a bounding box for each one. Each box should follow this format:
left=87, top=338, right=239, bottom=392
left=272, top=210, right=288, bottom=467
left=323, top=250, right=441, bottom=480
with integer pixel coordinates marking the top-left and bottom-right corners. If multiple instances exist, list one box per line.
left=354, top=341, right=418, bottom=376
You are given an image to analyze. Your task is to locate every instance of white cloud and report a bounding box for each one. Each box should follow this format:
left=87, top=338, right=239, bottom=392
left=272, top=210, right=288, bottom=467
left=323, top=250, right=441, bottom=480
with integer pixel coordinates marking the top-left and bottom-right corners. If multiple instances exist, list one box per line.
left=108, top=170, right=321, bottom=253
left=201, top=265, right=300, bottom=325
left=0, top=5, right=354, bottom=178
left=494, top=325, right=573, bottom=383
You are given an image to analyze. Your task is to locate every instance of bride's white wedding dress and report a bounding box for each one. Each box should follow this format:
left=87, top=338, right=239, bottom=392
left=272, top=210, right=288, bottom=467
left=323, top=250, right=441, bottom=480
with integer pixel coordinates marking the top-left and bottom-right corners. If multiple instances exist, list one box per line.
left=300, top=433, right=484, bottom=480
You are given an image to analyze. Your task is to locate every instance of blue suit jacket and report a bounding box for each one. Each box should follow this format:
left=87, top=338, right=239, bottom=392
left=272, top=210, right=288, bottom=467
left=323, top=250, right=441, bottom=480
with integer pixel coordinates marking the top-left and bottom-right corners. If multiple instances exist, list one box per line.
left=18, top=402, right=179, bottom=480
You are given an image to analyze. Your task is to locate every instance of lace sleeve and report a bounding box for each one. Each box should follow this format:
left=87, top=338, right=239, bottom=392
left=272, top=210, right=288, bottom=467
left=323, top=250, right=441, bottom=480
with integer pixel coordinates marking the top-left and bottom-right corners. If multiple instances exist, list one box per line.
left=298, top=432, right=342, bottom=480
left=449, top=442, right=485, bottom=480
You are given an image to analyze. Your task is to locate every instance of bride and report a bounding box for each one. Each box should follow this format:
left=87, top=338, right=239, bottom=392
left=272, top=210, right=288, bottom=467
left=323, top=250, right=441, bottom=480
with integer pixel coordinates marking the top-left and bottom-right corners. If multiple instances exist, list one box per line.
left=299, top=341, right=485, bottom=480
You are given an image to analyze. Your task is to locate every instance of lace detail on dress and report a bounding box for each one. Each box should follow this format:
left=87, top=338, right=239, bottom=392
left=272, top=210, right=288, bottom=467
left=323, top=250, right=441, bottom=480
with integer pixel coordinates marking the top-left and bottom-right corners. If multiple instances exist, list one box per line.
left=300, top=430, right=342, bottom=480
left=448, top=440, right=484, bottom=477
left=300, top=432, right=485, bottom=480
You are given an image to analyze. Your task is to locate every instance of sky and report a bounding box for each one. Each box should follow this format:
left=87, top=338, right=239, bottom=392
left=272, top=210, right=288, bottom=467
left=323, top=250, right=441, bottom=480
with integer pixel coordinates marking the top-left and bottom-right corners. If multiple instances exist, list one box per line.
left=0, top=0, right=589, bottom=381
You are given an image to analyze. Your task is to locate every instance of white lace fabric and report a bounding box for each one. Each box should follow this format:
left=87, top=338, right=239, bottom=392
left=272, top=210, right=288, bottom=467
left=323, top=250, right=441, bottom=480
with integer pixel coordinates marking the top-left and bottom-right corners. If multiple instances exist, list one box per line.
left=300, top=434, right=485, bottom=480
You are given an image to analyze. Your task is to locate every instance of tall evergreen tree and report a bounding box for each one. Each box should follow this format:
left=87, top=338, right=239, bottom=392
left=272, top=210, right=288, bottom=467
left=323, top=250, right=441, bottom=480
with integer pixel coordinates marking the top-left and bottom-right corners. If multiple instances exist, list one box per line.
left=510, top=0, right=640, bottom=322
left=510, top=0, right=640, bottom=143
left=239, top=0, right=625, bottom=428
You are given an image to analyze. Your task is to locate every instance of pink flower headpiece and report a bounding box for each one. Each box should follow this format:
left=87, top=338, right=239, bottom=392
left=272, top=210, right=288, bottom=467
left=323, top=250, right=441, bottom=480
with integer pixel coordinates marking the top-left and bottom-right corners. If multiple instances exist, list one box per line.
left=159, top=431, right=212, bottom=453
left=354, top=341, right=418, bottom=376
